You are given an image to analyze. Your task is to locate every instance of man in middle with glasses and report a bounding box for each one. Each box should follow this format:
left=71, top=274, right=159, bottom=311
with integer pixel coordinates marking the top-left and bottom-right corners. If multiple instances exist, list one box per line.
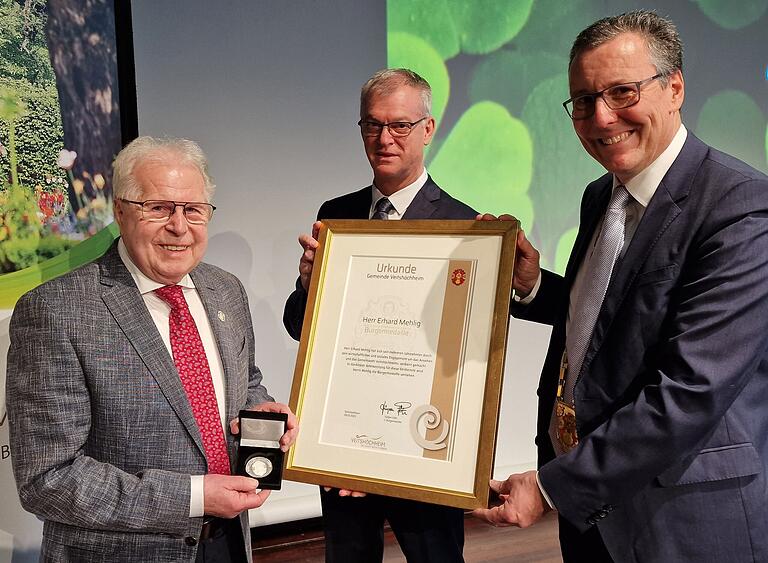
left=284, top=68, right=475, bottom=562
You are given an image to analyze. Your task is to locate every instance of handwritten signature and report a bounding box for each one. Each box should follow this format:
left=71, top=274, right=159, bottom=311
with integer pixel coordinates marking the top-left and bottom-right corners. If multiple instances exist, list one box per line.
left=379, top=401, right=412, bottom=416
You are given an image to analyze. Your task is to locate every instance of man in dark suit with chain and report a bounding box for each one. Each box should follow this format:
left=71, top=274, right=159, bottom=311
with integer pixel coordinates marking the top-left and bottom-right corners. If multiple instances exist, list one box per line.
left=283, top=68, right=475, bottom=562
left=474, top=11, right=768, bottom=563
left=7, top=136, right=297, bottom=562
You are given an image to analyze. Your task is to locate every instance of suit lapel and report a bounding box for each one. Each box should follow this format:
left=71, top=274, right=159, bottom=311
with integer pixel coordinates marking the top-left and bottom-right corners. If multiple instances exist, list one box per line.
left=580, top=184, right=682, bottom=374
left=605, top=185, right=682, bottom=302
left=579, top=135, right=706, bottom=376
left=191, top=269, right=243, bottom=425
left=99, top=245, right=206, bottom=457
left=554, top=178, right=613, bottom=338
left=349, top=186, right=375, bottom=219
left=564, top=178, right=612, bottom=289
left=402, top=176, right=441, bottom=219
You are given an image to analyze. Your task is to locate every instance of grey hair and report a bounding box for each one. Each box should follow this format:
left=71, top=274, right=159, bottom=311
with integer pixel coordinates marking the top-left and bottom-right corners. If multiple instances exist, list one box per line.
left=570, top=10, right=683, bottom=85
left=360, top=68, right=432, bottom=118
left=112, top=136, right=215, bottom=202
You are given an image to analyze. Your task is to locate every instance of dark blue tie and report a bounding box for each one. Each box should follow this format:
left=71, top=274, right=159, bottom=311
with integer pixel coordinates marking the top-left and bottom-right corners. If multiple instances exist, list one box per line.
left=372, top=197, right=394, bottom=220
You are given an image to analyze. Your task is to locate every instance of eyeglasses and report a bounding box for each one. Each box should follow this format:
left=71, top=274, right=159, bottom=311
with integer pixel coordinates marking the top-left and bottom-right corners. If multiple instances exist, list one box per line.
left=358, top=117, right=428, bottom=138
left=563, top=74, right=664, bottom=120
left=120, top=199, right=216, bottom=224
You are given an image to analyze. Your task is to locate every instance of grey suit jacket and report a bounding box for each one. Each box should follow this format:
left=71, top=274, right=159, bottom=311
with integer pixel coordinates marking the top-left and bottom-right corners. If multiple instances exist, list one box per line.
left=6, top=242, right=273, bottom=562
left=283, top=176, right=477, bottom=338
left=520, top=134, right=768, bottom=562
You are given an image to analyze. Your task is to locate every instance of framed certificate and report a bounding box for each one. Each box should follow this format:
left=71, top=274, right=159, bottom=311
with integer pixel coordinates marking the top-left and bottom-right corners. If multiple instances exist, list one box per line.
left=285, top=219, right=518, bottom=509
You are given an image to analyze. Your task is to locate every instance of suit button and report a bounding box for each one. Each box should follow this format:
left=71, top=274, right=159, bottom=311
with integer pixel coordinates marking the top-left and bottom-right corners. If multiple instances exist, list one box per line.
left=184, top=536, right=198, bottom=546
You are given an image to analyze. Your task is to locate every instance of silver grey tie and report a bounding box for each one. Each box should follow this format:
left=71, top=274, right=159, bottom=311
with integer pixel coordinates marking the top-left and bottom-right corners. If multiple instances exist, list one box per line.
left=550, top=185, right=631, bottom=454
left=372, top=197, right=394, bottom=220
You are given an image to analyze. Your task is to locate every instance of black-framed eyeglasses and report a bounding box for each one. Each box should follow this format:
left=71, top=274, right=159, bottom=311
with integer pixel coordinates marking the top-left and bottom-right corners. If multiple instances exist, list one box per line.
left=358, top=117, right=429, bottom=138
left=563, top=74, right=664, bottom=120
left=119, top=199, right=216, bottom=224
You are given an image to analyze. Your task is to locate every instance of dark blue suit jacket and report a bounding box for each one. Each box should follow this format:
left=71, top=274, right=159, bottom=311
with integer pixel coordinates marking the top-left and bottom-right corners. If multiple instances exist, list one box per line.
left=283, top=176, right=477, bottom=339
left=519, top=133, right=768, bottom=562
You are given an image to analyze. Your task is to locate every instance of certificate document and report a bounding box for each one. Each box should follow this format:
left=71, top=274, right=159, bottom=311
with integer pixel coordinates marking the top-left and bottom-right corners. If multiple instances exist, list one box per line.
left=321, top=255, right=475, bottom=459
left=286, top=220, right=517, bottom=509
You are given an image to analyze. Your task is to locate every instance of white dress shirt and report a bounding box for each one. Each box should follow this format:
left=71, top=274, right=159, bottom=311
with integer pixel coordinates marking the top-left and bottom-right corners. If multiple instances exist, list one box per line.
left=370, top=168, right=429, bottom=219
left=118, top=239, right=226, bottom=517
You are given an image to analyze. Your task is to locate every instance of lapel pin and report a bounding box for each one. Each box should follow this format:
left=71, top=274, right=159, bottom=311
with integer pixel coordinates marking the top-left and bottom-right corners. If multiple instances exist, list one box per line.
left=218, top=311, right=226, bottom=322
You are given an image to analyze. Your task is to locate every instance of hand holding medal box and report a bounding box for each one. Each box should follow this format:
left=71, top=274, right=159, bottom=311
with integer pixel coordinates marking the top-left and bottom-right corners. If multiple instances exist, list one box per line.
left=236, top=410, right=287, bottom=490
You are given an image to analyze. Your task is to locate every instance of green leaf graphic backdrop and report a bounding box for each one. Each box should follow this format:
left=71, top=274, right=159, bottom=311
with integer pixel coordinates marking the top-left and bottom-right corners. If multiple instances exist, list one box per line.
left=388, top=0, right=768, bottom=273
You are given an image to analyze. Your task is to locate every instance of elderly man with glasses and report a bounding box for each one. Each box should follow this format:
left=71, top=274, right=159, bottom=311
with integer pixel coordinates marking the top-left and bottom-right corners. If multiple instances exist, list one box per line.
left=283, top=68, right=476, bottom=562
left=474, top=10, right=768, bottom=563
left=6, top=136, right=297, bottom=563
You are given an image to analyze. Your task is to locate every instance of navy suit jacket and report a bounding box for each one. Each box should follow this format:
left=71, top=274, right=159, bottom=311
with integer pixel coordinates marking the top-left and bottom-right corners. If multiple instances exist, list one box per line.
left=518, top=134, right=768, bottom=562
left=283, top=176, right=477, bottom=339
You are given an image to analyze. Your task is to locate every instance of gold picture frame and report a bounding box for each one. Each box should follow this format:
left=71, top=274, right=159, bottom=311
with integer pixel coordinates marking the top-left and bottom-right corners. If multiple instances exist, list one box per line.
left=285, top=219, right=518, bottom=509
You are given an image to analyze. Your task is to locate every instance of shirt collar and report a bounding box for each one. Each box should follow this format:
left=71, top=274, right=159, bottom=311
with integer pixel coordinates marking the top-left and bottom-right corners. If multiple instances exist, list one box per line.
left=117, top=238, right=195, bottom=294
left=372, top=168, right=429, bottom=215
left=614, top=124, right=687, bottom=207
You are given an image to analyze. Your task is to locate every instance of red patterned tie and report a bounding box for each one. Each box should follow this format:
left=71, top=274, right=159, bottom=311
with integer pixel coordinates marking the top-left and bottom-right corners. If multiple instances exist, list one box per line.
left=155, top=285, right=231, bottom=474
